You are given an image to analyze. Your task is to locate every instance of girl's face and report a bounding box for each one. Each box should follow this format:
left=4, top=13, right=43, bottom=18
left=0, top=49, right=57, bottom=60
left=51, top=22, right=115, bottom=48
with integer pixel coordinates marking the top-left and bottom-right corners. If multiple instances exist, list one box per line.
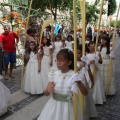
left=77, top=50, right=82, bottom=60
left=86, top=37, right=90, bottom=41
left=88, top=43, right=95, bottom=52
left=43, top=38, right=48, bottom=44
left=68, top=36, right=72, bottom=41
left=60, top=29, right=62, bottom=34
left=56, top=37, right=60, bottom=41
left=56, top=55, right=71, bottom=71
left=30, top=43, right=35, bottom=50
left=101, top=39, right=107, bottom=46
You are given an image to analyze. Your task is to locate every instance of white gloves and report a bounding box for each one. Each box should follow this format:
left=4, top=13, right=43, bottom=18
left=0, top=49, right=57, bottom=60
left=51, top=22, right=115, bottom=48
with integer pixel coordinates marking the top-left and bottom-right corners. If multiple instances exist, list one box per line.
left=110, top=51, right=115, bottom=59
left=94, top=53, right=99, bottom=64
left=81, top=55, right=89, bottom=74
left=72, top=73, right=83, bottom=83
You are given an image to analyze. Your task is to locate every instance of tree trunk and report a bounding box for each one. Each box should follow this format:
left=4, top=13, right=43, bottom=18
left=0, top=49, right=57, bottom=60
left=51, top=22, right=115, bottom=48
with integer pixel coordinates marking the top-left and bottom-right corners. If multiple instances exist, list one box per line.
left=53, top=13, right=57, bottom=21
left=54, top=0, right=58, bottom=21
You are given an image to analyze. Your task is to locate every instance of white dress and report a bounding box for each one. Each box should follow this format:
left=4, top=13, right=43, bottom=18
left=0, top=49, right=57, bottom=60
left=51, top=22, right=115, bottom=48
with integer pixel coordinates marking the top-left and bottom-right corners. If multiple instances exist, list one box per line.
left=86, top=53, right=106, bottom=104
left=51, top=41, right=63, bottom=71
left=23, top=52, right=44, bottom=94
left=41, top=45, right=52, bottom=90
left=98, top=47, right=115, bottom=95
left=77, top=62, right=98, bottom=120
left=0, top=75, right=10, bottom=116
left=65, top=41, right=74, bottom=51
left=37, top=70, right=83, bottom=120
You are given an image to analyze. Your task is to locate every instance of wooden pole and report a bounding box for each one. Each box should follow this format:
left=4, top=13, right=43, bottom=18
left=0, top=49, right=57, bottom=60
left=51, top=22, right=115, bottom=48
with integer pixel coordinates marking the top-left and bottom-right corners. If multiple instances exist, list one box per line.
left=80, top=0, right=85, bottom=117
left=106, top=3, right=120, bottom=95
left=81, top=0, right=86, bottom=55
left=21, top=0, right=33, bottom=89
left=39, top=19, right=55, bottom=45
left=73, top=0, right=78, bottom=120
left=23, top=0, right=33, bottom=47
left=95, top=0, right=105, bottom=52
left=109, top=16, right=112, bottom=37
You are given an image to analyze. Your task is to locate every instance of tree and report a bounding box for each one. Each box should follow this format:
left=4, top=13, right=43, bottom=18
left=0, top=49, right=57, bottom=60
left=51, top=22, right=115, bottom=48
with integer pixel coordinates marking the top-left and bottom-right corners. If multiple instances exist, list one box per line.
left=111, top=20, right=120, bottom=28
left=85, top=0, right=100, bottom=26
left=108, top=0, right=117, bottom=16
left=31, top=0, right=73, bottom=20
left=76, top=0, right=104, bottom=26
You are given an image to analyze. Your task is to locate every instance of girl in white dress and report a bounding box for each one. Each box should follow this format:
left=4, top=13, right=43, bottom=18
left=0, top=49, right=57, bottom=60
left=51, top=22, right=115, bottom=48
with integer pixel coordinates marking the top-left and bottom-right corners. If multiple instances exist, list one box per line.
left=0, top=75, right=10, bottom=116
left=65, top=35, right=74, bottom=51
left=98, top=35, right=115, bottom=95
left=23, top=41, right=44, bottom=94
left=41, top=37, right=53, bottom=90
left=37, top=49, right=88, bottom=120
left=77, top=45, right=98, bottom=120
left=86, top=41, right=106, bottom=104
left=51, top=35, right=64, bottom=71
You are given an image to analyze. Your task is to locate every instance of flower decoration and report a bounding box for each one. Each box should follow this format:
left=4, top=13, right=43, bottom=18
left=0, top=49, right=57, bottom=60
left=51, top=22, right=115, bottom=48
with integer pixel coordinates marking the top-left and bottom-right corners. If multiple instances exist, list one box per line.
left=11, top=12, right=16, bottom=18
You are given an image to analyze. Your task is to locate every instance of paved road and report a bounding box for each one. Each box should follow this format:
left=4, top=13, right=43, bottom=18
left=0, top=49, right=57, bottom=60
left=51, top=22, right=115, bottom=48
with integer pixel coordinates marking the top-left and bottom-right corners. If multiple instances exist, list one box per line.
left=0, top=35, right=120, bottom=120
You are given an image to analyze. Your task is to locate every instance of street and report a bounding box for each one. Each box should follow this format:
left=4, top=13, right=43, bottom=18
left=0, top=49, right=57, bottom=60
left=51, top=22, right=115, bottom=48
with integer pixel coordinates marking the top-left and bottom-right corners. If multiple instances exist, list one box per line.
left=0, top=35, right=120, bottom=120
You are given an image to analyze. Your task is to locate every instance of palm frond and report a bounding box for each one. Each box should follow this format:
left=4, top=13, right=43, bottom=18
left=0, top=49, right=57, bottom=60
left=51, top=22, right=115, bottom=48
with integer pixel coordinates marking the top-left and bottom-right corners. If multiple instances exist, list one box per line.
left=40, top=19, right=55, bottom=41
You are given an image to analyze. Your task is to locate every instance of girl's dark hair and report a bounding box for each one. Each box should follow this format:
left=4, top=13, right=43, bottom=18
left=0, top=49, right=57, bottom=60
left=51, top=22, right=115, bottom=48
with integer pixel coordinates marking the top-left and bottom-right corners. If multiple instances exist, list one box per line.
left=55, top=35, right=61, bottom=41
left=28, top=41, right=38, bottom=54
left=85, top=41, right=95, bottom=53
left=27, top=28, right=33, bottom=35
left=42, top=37, right=51, bottom=47
left=67, top=35, right=73, bottom=41
left=86, top=34, right=92, bottom=41
left=100, top=35, right=110, bottom=54
left=57, top=49, right=74, bottom=70
left=46, top=25, right=51, bottom=31
left=58, top=28, right=63, bottom=33
left=77, top=44, right=82, bottom=51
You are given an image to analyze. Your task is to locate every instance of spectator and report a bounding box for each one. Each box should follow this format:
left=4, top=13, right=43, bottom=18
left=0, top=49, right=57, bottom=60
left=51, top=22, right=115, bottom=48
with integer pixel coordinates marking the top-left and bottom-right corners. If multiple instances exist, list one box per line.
left=0, top=25, right=19, bottom=80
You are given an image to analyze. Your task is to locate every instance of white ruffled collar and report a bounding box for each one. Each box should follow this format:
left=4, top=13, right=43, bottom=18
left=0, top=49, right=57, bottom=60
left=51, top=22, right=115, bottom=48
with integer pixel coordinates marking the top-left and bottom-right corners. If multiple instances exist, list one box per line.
left=57, top=70, right=74, bottom=76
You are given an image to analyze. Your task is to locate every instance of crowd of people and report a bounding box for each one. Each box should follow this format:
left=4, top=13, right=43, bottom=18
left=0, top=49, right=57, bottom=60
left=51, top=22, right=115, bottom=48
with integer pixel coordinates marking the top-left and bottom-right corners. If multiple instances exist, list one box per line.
left=0, top=23, right=116, bottom=120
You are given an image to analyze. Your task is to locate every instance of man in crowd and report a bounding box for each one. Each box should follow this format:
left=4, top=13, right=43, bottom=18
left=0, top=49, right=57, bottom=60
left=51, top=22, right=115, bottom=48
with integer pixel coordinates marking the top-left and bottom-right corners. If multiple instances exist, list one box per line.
left=0, top=25, right=19, bottom=80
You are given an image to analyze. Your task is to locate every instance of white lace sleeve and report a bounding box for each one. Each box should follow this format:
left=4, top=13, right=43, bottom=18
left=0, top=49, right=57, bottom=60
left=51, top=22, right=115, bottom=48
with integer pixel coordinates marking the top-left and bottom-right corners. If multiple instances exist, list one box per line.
left=71, top=73, right=83, bottom=84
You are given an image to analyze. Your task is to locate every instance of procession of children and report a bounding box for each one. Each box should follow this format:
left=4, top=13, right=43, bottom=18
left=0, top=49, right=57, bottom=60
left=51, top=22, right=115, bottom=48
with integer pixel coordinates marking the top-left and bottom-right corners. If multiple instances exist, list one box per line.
left=0, top=22, right=116, bottom=120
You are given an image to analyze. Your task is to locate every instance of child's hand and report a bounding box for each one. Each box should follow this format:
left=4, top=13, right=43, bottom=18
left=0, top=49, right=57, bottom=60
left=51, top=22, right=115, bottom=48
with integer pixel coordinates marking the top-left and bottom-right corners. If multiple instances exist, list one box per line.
left=80, top=62, right=85, bottom=68
left=47, top=82, right=55, bottom=93
left=40, top=44, right=43, bottom=47
left=90, top=60, right=95, bottom=64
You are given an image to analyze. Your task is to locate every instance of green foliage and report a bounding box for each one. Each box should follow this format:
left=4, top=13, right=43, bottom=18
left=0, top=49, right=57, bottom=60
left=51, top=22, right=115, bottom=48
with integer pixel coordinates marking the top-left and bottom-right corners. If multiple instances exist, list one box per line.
left=30, top=0, right=106, bottom=24
left=108, top=0, right=117, bottom=16
left=76, top=0, right=102, bottom=25
left=31, top=0, right=73, bottom=20
left=111, top=20, right=120, bottom=28
left=85, top=1, right=100, bottom=25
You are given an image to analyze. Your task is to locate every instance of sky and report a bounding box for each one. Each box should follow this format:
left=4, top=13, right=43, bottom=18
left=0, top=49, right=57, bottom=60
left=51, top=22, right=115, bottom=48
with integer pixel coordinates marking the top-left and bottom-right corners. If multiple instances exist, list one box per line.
left=113, top=0, right=120, bottom=20
left=114, top=0, right=120, bottom=15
